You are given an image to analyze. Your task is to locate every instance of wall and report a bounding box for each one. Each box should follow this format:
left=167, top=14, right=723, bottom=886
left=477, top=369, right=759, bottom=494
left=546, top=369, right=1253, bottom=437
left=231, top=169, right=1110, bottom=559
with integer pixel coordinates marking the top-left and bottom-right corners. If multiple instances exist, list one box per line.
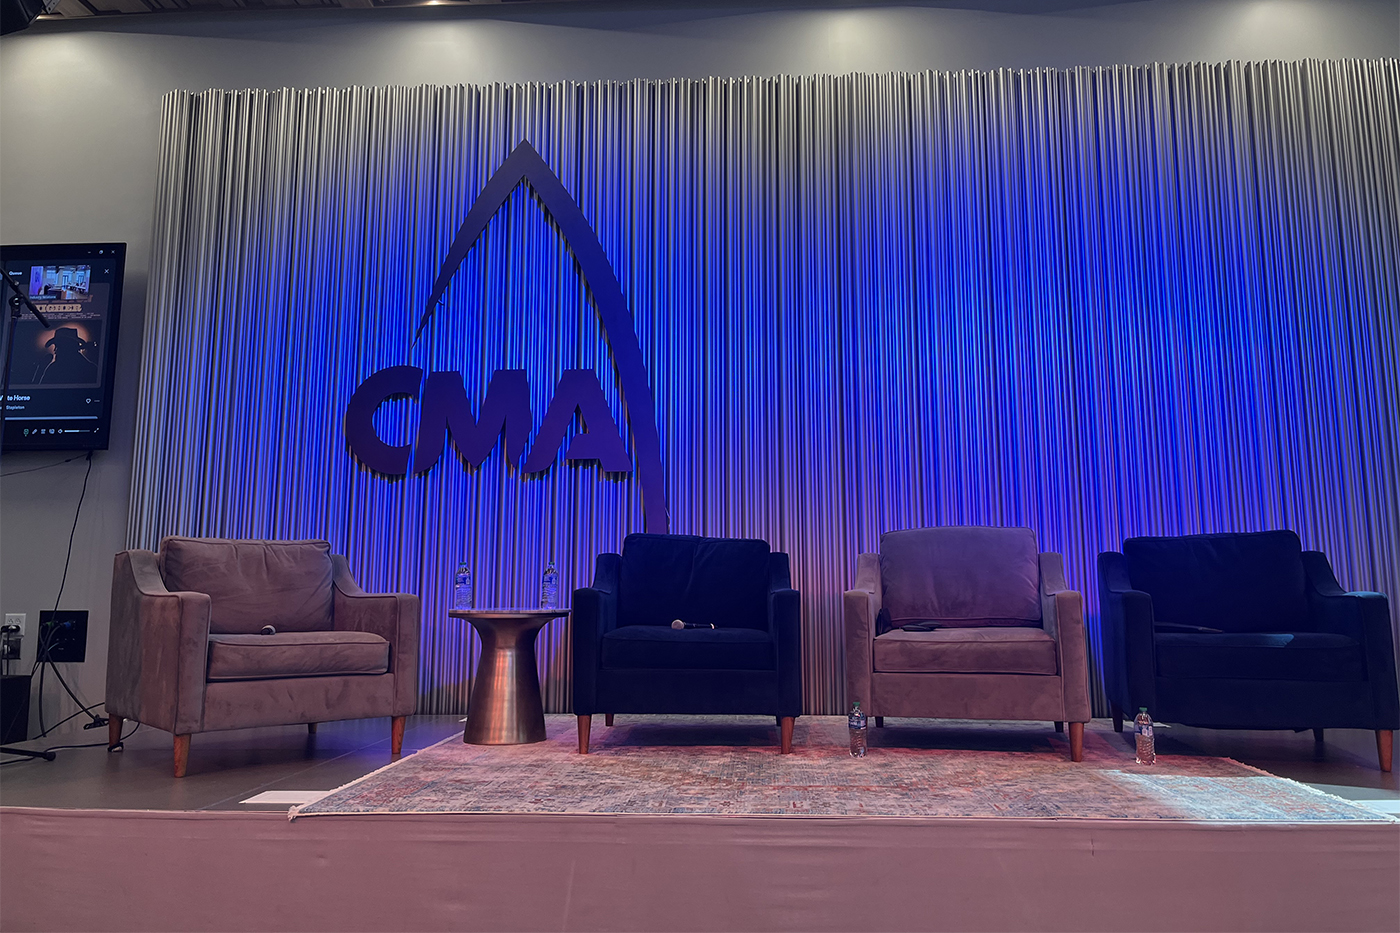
left=2, top=0, right=1397, bottom=734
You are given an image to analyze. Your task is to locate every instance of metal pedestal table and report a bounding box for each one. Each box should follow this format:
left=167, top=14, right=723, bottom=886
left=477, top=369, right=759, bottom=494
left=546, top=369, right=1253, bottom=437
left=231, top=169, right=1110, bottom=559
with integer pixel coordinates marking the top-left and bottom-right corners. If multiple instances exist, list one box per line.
left=448, top=608, right=568, bottom=745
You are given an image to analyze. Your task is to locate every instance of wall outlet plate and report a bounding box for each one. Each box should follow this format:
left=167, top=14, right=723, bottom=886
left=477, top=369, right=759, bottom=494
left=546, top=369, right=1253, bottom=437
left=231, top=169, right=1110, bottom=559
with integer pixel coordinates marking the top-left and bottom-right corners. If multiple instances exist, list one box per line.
left=3, top=613, right=24, bottom=636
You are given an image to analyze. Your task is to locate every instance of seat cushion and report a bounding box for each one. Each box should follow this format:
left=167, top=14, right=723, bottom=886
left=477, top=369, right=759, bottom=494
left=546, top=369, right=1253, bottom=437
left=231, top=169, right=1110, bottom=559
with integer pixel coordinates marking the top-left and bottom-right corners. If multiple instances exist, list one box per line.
left=600, top=625, right=776, bottom=670
left=617, top=534, right=771, bottom=630
left=206, top=631, right=389, bottom=681
left=1123, top=531, right=1308, bottom=634
left=873, top=626, right=1058, bottom=674
left=161, top=537, right=334, bottom=635
left=879, top=527, right=1041, bottom=627
left=1155, top=632, right=1365, bottom=682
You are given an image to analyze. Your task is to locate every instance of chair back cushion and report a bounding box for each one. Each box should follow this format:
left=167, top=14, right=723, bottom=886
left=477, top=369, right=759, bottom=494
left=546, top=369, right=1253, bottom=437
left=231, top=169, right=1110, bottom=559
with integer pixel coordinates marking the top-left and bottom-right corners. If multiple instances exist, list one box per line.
left=1122, top=530, right=1308, bottom=634
left=878, top=526, right=1041, bottom=627
left=160, top=537, right=335, bottom=635
left=617, top=534, right=771, bottom=630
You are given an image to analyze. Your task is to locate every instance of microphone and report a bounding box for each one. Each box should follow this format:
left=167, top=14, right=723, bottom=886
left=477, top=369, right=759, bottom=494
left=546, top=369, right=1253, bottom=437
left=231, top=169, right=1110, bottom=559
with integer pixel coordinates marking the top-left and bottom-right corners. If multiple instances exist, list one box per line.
left=670, top=619, right=715, bottom=630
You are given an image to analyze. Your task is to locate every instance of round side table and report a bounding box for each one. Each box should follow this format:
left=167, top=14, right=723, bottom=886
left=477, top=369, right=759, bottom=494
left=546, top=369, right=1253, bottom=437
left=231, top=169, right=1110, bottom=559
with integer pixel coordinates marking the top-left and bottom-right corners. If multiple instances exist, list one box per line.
left=448, top=608, right=569, bottom=744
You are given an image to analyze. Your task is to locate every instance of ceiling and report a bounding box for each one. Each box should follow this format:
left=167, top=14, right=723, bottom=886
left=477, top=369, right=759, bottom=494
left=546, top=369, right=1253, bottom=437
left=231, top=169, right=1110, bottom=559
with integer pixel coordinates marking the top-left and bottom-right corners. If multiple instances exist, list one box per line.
left=37, top=0, right=576, bottom=25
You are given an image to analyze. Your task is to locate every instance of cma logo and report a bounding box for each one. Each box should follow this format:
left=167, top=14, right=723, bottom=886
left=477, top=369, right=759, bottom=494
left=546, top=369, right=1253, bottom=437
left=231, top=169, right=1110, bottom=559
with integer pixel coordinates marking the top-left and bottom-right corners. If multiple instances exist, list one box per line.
left=344, top=366, right=630, bottom=476
left=344, top=142, right=670, bottom=533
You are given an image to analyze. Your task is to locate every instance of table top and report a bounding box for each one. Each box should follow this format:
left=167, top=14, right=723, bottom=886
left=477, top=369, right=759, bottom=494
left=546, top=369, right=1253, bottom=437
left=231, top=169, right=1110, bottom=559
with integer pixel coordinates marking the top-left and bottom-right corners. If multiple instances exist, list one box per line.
left=446, top=607, right=570, bottom=621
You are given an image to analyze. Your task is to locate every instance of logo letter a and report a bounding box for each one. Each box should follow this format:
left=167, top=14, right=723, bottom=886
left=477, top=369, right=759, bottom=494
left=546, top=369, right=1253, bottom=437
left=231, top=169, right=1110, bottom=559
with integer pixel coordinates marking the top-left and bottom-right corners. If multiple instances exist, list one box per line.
left=522, top=370, right=631, bottom=473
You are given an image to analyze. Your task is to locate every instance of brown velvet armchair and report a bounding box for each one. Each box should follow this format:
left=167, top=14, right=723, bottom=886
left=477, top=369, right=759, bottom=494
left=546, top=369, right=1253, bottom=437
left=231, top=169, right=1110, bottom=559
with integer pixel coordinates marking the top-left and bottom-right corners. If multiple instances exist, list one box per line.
left=105, top=537, right=419, bottom=776
left=844, top=526, right=1092, bottom=760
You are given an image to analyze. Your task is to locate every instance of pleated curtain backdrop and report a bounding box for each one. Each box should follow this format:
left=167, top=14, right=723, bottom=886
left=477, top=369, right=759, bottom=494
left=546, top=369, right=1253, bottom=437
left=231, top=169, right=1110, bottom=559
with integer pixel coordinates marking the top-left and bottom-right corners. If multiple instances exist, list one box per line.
left=131, top=61, right=1400, bottom=717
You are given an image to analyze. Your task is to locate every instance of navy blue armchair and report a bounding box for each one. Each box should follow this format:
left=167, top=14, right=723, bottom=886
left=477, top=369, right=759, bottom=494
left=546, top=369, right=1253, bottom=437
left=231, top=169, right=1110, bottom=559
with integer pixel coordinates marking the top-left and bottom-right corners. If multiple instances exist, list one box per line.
left=572, top=533, right=802, bottom=753
left=1099, top=530, right=1398, bottom=771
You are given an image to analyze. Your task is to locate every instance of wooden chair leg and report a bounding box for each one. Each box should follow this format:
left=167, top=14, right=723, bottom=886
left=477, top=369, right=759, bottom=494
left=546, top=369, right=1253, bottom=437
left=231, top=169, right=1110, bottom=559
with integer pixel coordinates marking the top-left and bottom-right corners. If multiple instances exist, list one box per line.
left=1054, top=721, right=1064, bottom=734
left=577, top=715, right=591, bottom=754
left=107, top=716, right=124, bottom=751
left=1312, top=728, right=1324, bottom=743
left=1378, top=730, right=1393, bottom=773
left=605, top=713, right=614, bottom=727
left=307, top=722, right=318, bottom=735
left=1111, top=704, right=1123, bottom=733
left=874, top=716, right=884, bottom=728
left=1069, top=722, right=1084, bottom=762
left=779, top=716, right=794, bottom=754
left=173, top=734, right=190, bottom=778
left=391, top=716, right=405, bottom=757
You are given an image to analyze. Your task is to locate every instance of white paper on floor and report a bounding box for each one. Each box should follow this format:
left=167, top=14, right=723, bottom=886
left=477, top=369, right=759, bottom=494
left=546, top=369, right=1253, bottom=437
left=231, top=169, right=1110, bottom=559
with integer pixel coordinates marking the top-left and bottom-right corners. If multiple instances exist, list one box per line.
left=240, top=791, right=331, bottom=805
left=1354, top=798, right=1400, bottom=814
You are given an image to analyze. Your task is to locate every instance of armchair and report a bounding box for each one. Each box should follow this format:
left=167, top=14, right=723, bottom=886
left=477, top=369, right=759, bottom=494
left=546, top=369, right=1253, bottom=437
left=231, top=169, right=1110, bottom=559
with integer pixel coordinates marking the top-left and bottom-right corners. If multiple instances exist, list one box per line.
left=844, top=526, right=1091, bottom=760
left=572, top=533, right=801, bottom=753
left=1099, top=530, right=1398, bottom=771
left=105, top=537, right=419, bottom=776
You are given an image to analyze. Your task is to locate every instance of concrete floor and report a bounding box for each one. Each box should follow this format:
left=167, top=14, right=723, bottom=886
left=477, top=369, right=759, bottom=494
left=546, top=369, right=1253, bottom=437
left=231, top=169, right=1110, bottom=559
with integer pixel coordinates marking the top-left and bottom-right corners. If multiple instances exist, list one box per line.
left=1, top=714, right=1396, bottom=814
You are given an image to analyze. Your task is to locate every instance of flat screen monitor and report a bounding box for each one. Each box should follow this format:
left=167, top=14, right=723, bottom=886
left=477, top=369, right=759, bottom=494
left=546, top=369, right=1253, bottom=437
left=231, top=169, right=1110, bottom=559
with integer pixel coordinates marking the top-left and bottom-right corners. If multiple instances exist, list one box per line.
left=1, top=242, right=126, bottom=451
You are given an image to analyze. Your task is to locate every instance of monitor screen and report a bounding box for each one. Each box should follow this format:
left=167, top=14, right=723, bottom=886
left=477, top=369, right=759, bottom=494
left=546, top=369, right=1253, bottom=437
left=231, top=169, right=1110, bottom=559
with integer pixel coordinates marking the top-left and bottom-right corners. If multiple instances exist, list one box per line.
left=2, top=242, right=126, bottom=451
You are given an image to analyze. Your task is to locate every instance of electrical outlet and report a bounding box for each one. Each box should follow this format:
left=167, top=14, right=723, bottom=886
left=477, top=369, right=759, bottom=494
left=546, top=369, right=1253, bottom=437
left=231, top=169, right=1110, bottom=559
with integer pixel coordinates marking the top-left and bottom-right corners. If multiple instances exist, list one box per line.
left=4, top=613, right=25, bottom=636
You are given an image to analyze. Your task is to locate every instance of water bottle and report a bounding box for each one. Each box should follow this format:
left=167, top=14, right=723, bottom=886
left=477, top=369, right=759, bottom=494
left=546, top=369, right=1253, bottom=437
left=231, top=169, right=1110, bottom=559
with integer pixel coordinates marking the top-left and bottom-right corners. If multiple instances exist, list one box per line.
left=540, top=561, right=559, bottom=609
left=1134, top=707, right=1156, bottom=765
left=848, top=701, right=868, bottom=757
left=452, top=562, right=473, bottom=610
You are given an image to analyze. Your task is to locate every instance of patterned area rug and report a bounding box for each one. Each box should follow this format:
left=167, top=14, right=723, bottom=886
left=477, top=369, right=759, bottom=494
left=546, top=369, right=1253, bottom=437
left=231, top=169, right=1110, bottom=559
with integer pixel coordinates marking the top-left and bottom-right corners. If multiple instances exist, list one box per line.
left=292, top=715, right=1389, bottom=822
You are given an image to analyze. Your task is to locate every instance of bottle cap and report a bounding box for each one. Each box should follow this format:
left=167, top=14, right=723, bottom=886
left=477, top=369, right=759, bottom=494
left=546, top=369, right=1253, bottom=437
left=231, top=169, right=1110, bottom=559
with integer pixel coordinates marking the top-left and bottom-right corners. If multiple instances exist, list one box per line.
left=1139, top=707, right=1148, bottom=712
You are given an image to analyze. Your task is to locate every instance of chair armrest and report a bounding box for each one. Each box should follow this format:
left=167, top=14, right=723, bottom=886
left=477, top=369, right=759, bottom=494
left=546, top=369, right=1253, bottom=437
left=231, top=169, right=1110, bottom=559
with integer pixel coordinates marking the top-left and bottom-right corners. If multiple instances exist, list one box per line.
left=105, top=549, right=210, bottom=734
left=770, top=585, right=802, bottom=718
left=1040, top=552, right=1090, bottom=721
left=843, top=552, right=881, bottom=713
left=571, top=553, right=620, bottom=715
left=1097, top=551, right=1157, bottom=715
left=331, top=555, right=419, bottom=717
left=1304, top=551, right=1399, bottom=726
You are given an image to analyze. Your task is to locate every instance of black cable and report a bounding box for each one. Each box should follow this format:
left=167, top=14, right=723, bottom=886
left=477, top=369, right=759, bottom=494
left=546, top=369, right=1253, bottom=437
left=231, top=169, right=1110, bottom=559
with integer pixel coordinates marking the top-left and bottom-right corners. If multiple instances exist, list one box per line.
left=32, top=702, right=94, bottom=734
left=27, top=451, right=106, bottom=736
left=0, top=453, right=86, bottom=478
left=38, top=721, right=138, bottom=754
left=51, top=450, right=93, bottom=612
left=0, top=722, right=138, bottom=763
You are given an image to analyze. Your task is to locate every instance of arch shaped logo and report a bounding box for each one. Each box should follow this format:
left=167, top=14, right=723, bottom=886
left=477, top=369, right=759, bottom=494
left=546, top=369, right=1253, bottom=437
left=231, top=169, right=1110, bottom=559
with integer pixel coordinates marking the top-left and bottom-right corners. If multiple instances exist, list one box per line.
left=343, top=142, right=670, bottom=534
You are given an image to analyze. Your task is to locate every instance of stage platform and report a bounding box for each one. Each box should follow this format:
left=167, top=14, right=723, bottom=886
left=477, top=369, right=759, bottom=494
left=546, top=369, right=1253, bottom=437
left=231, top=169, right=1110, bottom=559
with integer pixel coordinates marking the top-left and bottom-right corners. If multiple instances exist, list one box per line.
left=2, top=716, right=1397, bottom=931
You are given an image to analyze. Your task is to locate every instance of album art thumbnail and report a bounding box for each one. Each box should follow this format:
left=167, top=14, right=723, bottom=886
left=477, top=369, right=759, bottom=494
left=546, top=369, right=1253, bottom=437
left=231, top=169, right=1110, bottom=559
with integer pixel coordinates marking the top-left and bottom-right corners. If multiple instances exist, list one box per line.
left=27, top=264, right=92, bottom=301
left=10, top=317, right=104, bottom=388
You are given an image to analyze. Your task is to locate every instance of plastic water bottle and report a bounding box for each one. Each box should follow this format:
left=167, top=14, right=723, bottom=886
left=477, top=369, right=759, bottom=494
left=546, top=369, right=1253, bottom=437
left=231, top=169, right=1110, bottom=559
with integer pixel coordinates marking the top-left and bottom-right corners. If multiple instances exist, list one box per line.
left=848, top=701, right=868, bottom=757
left=452, top=562, right=473, bottom=610
left=1134, top=707, right=1156, bottom=765
left=540, top=561, right=559, bottom=609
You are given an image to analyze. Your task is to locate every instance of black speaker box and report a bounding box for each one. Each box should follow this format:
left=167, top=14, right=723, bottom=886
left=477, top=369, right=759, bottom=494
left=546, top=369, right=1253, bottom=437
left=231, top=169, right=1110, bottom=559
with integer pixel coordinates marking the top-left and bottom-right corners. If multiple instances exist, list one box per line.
left=1, top=675, right=31, bottom=744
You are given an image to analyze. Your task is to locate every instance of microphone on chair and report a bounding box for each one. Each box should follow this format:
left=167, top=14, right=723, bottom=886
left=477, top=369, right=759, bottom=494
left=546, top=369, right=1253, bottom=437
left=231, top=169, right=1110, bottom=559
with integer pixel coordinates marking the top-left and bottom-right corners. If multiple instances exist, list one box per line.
left=670, top=619, right=715, bottom=630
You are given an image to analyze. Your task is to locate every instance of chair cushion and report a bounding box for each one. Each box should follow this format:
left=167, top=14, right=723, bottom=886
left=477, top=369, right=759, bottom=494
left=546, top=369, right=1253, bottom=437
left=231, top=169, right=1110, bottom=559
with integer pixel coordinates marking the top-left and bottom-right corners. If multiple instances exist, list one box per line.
left=1123, top=531, right=1308, bottom=634
left=160, top=537, right=335, bottom=635
left=600, top=625, right=775, bottom=670
left=1155, top=632, right=1365, bottom=682
left=873, top=626, right=1058, bottom=674
left=206, top=631, right=389, bottom=681
left=879, top=526, right=1041, bottom=627
left=617, top=534, right=771, bottom=630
